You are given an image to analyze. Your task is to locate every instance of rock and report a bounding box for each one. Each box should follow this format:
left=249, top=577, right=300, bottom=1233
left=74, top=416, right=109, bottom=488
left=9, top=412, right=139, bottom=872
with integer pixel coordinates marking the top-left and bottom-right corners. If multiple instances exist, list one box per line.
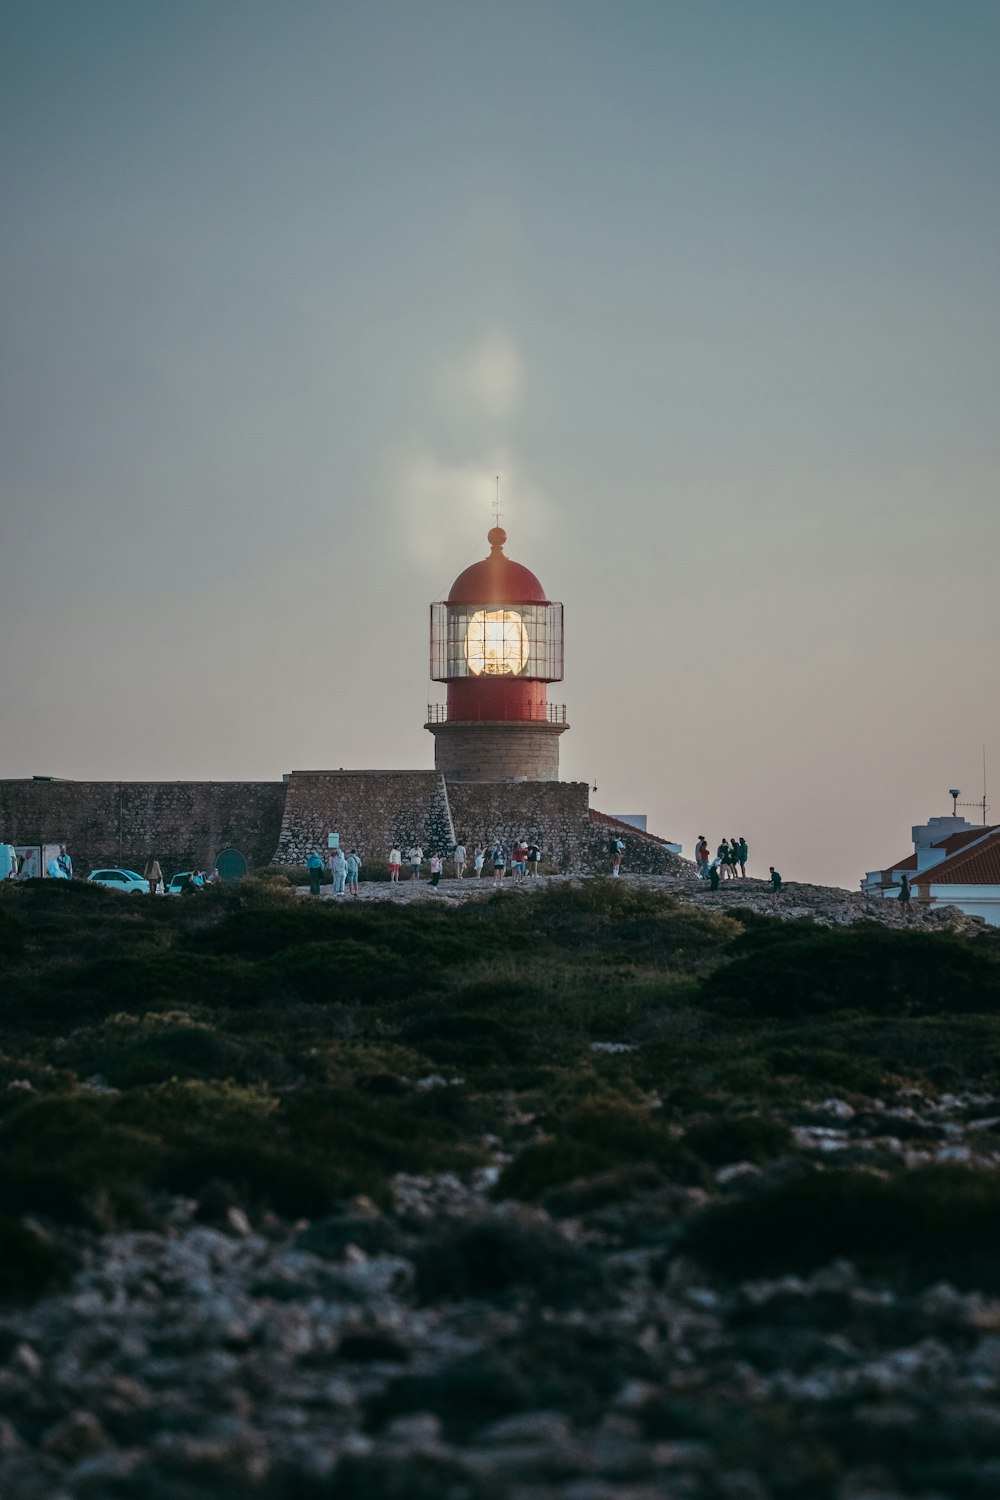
left=382, top=1412, right=443, bottom=1445
left=225, top=1206, right=253, bottom=1237
left=41, top=1411, right=108, bottom=1462
left=477, top=1411, right=572, bottom=1445
left=12, top=1343, right=42, bottom=1379
left=716, top=1162, right=762, bottom=1186
left=0, top=1417, right=24, bottom=1454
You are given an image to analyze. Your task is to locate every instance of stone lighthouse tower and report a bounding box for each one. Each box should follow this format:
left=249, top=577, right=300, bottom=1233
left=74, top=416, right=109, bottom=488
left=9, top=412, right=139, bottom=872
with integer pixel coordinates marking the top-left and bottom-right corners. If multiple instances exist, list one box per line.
left=426, top=527, right=568, bottom=781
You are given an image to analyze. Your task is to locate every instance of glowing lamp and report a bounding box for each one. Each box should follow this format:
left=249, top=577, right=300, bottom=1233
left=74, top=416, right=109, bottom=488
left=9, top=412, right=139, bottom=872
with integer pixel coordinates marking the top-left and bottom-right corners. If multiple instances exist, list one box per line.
left=465, top=609, right=529, bottom=676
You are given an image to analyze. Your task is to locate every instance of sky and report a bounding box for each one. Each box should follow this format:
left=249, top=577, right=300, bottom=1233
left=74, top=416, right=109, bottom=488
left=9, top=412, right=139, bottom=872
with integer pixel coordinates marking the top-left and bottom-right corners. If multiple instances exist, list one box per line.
left=1, top=0, right=998, bottom=889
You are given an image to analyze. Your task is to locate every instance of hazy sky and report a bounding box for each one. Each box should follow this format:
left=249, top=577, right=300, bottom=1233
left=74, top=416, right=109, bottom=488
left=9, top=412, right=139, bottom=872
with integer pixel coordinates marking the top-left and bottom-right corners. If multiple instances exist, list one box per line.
left=2, top=0, right=998, bottom=888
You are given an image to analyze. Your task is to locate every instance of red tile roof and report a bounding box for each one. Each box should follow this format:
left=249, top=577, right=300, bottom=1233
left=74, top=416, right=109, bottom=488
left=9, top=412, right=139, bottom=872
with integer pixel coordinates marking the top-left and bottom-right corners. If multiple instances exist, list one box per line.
left=885, top=827, right=996, bottom=878
left=911, top=829, right=1000, bottom=888
left=589, top=809, right=676, bottom=850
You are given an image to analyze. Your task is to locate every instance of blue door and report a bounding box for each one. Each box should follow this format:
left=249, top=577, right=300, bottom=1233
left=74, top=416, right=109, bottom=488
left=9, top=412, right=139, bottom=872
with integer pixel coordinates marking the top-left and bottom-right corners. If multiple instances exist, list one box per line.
left=215, top=848, right=248, bottom=882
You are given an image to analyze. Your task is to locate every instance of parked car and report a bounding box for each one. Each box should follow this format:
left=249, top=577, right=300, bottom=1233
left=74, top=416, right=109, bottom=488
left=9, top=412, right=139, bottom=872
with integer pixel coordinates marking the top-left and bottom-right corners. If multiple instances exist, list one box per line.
left=87, top=868, right=148, bottom=895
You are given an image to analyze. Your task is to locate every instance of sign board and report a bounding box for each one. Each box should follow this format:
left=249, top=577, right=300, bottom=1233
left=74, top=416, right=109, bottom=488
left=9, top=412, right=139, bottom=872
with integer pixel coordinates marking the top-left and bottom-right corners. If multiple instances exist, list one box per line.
left=14, top=846, right=41, bottom=879
left=327, top=832, right=340, bottom=850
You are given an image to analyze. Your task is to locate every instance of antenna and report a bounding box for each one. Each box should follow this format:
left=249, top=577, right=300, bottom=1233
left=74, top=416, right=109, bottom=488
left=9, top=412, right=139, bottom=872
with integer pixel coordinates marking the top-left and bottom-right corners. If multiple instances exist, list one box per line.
left=493, top=475, right=502, bottom=530
left=953, top=748, right=991, bottom=826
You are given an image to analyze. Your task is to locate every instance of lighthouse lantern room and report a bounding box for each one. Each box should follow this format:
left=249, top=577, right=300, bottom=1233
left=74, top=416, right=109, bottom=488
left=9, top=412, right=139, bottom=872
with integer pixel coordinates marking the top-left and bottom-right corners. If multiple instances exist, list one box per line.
left=426, top=527, right=568, bottom=782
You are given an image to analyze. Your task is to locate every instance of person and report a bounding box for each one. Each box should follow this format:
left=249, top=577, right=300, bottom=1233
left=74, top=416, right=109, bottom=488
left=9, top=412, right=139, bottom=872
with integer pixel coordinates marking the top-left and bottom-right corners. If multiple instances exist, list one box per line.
left=474, top=844, right=486, bottom=878
left=695, top=836, right=709, bottom=880
left=729, top=838, right=740, bottom=878
left=331, top=848, right=347, bottom=896
left=709, top=858, right=721, bottom=892
left=610, top=836, right=624, bottom=877
left=718, top=839, right=732, bottom=879
left=57, top=846, right=73, bottom=879
left=513, top=839, right=528, bottom=883
left=306, top=848, right=324, bottom=897
left=346, top=849, right=361, bottom=896
left=46, top=854, right=70, bottom=879
left=326, top=847, right=339, bottom=889
left=492, top=842, right=507, bottom=886
left=143, top=857, right=162, bottom=896
left=388, top=846, right=401, bottom=883
left=407, top=846, right=423, bottom=880
left=527, top=842, right=541, bottom=878
left=453, top=840, right=467, bottom=880
left=898, top=874, right=912, bottom=915
left=738, top=836, right=748, bottom=878
left=429, top=852, right=443, bottom=888
left=769, top=866, right=782, bottom=902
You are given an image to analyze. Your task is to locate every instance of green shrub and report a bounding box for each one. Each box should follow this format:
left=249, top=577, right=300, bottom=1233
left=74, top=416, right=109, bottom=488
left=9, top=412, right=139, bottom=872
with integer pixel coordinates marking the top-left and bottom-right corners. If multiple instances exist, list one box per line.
left=413, top=1218, right=606, bottom=1305
left=686, top=1166, right=1000, bottom=1286
left=495, top=1104, right=705, bottom=1200
left=0, top=1216, right=70, bottom=1304
left=703, top=927, right=1000, bottom=1018
left=0, top=906, right=26, bottom=962
left=683, top=1114, right=793, bottom=1167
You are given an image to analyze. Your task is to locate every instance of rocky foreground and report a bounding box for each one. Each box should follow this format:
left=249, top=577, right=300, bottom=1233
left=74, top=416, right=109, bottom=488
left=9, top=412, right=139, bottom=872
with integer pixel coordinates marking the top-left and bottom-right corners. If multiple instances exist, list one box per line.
left=2, top=875, right=999, bottom=1498
left=5, top=1082, right=1000, bottom=1500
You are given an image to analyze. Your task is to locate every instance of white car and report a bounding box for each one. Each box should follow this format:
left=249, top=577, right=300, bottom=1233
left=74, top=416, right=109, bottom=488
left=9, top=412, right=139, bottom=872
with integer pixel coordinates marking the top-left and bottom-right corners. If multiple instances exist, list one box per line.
left=87, top=868, right=149, bottom=895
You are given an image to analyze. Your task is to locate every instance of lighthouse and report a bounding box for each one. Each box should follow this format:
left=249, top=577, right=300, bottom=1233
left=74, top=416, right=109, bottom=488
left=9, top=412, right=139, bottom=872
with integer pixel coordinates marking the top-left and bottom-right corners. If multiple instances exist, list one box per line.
left=425, top=527, right=568, bottom=782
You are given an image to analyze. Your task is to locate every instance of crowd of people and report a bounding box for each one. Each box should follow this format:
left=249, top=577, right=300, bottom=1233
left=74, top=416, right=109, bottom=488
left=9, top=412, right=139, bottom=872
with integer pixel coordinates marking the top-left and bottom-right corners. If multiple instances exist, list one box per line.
left=306, top=838, right=546, bottom=896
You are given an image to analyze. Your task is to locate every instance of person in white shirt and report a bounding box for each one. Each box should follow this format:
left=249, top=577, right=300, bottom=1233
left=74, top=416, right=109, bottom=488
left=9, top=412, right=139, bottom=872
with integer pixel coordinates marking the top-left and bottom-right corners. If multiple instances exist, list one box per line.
left=389, top=847, right=401, bottom=883
left=407, top=846, right=423, bottom=880
left=452, top=842, right=467, bottom=879
left=429, top=852, right=443, bottom=888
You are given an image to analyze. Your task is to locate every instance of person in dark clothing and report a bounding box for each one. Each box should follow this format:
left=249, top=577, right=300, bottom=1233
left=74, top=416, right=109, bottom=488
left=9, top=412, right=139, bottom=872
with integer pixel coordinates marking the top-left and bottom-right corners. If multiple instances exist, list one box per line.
left=769, top=866, right=782, bottom=902
left=898, top=875, right=912, bottom=915
left=709, top=862, right=721, bottom=892
left=737, top=836, right=748, bottom=877
left=306, top=849, right=324, bottom=896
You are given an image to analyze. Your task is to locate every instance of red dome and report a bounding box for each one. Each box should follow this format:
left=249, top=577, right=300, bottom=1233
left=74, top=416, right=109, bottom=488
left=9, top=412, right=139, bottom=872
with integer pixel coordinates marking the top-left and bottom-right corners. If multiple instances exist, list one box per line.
left=447, top=528, right=547, bottom=605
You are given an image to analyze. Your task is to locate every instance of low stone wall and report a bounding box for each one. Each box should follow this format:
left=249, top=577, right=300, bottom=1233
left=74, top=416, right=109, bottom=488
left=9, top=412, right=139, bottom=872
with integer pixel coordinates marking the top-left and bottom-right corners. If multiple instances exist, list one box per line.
left=0, top=780, right=285, bottom=878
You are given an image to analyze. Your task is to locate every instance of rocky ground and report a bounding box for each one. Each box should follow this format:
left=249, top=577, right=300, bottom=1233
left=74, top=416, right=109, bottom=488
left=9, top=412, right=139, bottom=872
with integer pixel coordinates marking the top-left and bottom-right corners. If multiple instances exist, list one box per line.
left=302, top=868, right=981, bottom=937
left=3, top=875, right=999, bottom=1498
left=5, top=1085, right=1000, bottom=1499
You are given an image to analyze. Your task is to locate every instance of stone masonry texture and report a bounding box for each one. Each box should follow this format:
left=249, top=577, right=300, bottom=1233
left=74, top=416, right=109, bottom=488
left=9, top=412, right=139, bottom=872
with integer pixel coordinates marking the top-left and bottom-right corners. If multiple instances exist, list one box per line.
left=0, top=780, right=286, bottom=879
left=0, top=772, right=687, bottom=878
left=428, top=721, right=567, bottom=782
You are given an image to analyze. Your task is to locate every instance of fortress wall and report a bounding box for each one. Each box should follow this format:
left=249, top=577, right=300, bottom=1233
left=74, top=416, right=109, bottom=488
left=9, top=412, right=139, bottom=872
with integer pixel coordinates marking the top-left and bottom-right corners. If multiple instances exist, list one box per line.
left=0, top=772, right=688, bottom=881
left=0, top=780, right=286, bottom=878
left=446, top=780, right=591, bottom=870
left=274, top=771, right=455, bottom=865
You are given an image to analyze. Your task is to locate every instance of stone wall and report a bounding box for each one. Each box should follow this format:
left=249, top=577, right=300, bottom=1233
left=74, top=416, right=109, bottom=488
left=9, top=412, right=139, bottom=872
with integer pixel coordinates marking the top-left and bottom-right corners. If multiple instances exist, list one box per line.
left=0, top=771, right=689, bottom=881
left=0, top=780, right=286, bottom=878
left=447, top=780, right=591, bottom=870
left=273, top=772, right=455, bottom=865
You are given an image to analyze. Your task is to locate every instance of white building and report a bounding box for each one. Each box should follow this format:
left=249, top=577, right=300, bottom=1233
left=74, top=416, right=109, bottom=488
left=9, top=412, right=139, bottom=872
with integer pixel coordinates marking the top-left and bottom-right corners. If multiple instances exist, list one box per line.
left=863, top=816, right=1000, bottom=925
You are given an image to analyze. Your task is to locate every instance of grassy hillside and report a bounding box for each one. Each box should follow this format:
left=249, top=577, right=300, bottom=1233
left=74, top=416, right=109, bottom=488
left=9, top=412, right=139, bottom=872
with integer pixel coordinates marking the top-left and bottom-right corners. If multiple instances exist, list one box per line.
left=2, top=876, right=1000, bottom=1280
